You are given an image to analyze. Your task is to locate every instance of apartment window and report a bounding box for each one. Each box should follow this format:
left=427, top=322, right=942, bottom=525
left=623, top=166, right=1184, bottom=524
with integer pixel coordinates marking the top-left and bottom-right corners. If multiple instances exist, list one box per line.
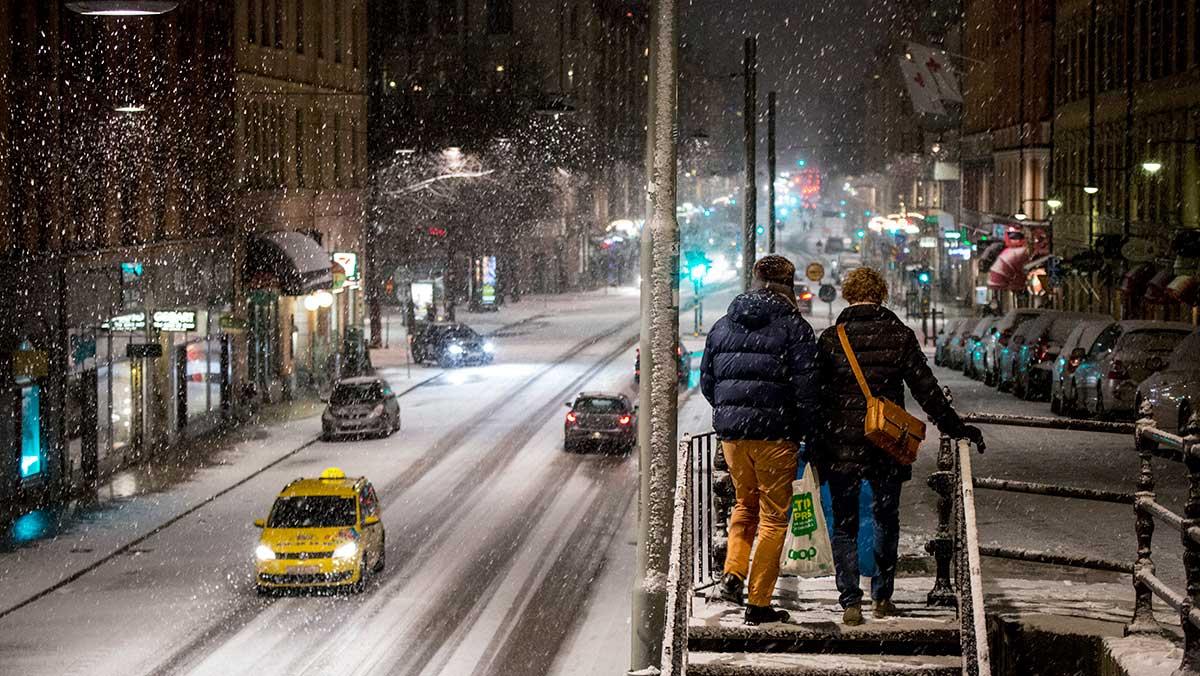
left=334, top=113, right=343, bottom=187
left=274, top=0, right=284, bottom=49
left=296, top=0, right=305, bottom=53
left=437, top=0, right=458, bottom=34
left=314, top=110, right=324, bottom=189
left=569, top=4, right=579, bottom=40
left=317, top=0, right=325, bottom=58
left=248, top=0, right=258, bottom=43
left=407, top=0, right=429, bottom=36
left=334, top=0, right=343, bottom=63
left=261, top=0, right=270, bottom=46
left=295, top=110, right=305, bottom=188
left=350, top=120, right=359, bottom=187
left=276, top=106, right=287, bottom=186
left=352, top=2, right=361, bottom=69
left=487, top=0, right=512, bottom=34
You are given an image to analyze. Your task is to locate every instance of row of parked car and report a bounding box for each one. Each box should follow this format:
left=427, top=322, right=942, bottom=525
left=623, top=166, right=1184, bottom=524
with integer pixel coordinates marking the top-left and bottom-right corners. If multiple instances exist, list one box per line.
left=934, top=309, right=1199, bottom=432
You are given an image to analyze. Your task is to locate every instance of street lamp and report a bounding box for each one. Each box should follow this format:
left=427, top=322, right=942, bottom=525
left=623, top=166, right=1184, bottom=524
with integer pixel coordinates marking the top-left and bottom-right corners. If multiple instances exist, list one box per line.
left=113, top=104, right=147, bottom=113
left=1083, top=185, right=1100, bottom=195
left=1014, top=211, right=1028, bottom=221
left=1046, top=198, right=1063, bottom=210
left=65, top=1, right=177, bottom=15
left=1141, top=160, right=1163, bottom=174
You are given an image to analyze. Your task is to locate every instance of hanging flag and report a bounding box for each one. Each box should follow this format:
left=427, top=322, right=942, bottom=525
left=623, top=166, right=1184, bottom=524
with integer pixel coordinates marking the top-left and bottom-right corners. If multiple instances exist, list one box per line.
left=898, top=57, right=946, bottom=115
left=907, top=42, right=963, bottom=103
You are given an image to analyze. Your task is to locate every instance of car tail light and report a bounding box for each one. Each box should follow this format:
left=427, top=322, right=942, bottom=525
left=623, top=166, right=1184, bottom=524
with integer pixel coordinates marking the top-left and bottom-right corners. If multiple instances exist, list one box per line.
left=618, top=414, right=632, bottom=426
left=801, top=292, right=813, bottom=301
left=1036, top=338, right=1050, bottom=362
left=566, top=411, right=578, bottom=424
left=676, top=345, right=684, bottom=357
left=1108, top=360, right=1129, bottom=380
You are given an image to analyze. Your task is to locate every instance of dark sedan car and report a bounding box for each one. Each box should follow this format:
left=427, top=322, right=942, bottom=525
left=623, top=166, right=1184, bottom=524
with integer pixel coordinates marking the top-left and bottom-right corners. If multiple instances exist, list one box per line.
left=796, top=284, right=814, bottom=315
left=1010, top=312, right=1103, bottom=400
left=412, top=323, right=495, bottom=367
left=564, top=393, right=637, bottom=453
left=321, top=377, right=400, bottom=440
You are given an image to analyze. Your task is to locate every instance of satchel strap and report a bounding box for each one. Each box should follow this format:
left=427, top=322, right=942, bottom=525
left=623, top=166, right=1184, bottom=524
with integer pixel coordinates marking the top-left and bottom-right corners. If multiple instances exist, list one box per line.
left=836, top=324, right=874, bottom=401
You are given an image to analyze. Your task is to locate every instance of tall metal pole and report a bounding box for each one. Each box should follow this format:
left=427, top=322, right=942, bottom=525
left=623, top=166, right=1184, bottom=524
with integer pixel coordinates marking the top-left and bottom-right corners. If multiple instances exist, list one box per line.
left=742, top=37, right=757, bottom=289
left=631, top=0, right=679, bottom=669
left=768, top=91, right=777, bottom=254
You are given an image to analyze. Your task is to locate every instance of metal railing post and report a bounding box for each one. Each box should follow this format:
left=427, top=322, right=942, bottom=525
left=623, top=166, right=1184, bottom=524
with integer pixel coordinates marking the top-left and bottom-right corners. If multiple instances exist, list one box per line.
left=927, top=432, right=957, bottom=607
left=1127, top=423, right=1161, bottom=635
left=1179, top=424, right=1200, bottom=673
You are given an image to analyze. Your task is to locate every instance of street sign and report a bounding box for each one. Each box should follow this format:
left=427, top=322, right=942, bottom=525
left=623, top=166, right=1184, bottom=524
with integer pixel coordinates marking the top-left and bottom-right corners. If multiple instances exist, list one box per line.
left=818, top=284, right=837, bottom=303
left=805, top=262, right=824, bottom=282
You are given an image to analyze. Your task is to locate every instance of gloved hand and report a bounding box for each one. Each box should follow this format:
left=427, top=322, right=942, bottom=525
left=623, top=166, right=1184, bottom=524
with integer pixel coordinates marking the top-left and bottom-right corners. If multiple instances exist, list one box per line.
left=961, top=424, right=986, bottom=453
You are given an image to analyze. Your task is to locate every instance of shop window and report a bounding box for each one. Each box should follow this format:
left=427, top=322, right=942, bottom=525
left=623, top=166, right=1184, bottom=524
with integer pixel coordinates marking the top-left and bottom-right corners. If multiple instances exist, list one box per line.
left=112, top=360, right=134, bottom=454
left=19, top=384, right=42, bottom=479
left=185, top=342, right=210, bottom=421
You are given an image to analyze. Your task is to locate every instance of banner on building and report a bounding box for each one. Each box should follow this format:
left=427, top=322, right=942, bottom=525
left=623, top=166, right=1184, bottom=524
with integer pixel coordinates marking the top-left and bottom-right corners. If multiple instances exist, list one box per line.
left=906, top=43, right=963, bottom=103
left=898, top=57, right=946, bottom=115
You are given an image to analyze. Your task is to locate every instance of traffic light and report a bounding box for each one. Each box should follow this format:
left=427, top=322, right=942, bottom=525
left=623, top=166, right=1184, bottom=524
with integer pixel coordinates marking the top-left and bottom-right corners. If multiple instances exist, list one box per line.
left=855, top=228, right=866, bottom=239
left=756, top=225, right=765, bottom=236
left=864, top=210, right=872, bottom=217
left=916, top=269, right=933, bottom=286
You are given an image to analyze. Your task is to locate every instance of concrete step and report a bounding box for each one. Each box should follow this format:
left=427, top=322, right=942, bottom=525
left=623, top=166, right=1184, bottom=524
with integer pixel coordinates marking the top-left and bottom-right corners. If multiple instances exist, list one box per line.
left=688, top=651, right=961, bottom=675
left=690, top=596, right=960, bottom=656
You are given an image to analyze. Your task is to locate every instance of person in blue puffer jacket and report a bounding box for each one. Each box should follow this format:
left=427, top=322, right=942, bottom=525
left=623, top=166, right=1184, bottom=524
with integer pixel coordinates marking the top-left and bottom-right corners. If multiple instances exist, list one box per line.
left=700, top=255, right=820, bottom=625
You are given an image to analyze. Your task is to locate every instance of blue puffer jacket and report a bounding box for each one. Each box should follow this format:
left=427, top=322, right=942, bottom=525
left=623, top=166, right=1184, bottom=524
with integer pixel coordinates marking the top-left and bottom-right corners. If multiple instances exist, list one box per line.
left=700, top=288, right=821, bottom=441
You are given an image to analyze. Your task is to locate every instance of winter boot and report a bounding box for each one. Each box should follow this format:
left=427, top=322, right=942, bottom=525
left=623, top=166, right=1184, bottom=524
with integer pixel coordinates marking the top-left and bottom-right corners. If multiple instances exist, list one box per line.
left=744, top=604, right=790, bottom=625
left=842, top=605, right=864, bottom=626
left=712, top=573, right=744, bottom=604
left=873, top=599, right=899, bottom=618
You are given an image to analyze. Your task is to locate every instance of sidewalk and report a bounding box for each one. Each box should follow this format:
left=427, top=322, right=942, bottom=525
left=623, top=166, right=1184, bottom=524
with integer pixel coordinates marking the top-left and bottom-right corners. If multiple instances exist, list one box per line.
left=0, top=398, right=324, bottom=617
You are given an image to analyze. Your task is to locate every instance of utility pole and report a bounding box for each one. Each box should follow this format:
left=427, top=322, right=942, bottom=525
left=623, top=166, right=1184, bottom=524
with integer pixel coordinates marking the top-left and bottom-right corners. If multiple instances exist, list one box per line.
left=631, top=0, right=679, bottom=670
left=742, top=36, right=757, bottom=289
left=768, top=91, right=777, bottom=254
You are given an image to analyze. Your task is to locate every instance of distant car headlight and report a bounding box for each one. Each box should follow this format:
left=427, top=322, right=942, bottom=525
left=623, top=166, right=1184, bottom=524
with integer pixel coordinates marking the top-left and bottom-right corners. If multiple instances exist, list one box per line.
left=255, top=544, right=276, bottom=561
left=446, top=344, right=464, bottom=355
left=483, top=342, right=495, bottom=353
left=332, top=540, right=359, bottom=560
left=370, top=404, right=384, bottom=417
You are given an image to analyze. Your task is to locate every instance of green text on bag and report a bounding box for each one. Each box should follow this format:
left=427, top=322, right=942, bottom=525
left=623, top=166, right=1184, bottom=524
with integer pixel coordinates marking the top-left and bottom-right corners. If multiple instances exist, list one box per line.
left=791, top=492, right=817, bottom=537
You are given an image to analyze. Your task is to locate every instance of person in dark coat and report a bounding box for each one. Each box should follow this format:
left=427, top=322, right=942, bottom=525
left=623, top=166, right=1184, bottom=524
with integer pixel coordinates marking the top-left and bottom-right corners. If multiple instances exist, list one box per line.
left=815, top=267, right=984, bottom=626
left=700, top=255, right=821, bottom=625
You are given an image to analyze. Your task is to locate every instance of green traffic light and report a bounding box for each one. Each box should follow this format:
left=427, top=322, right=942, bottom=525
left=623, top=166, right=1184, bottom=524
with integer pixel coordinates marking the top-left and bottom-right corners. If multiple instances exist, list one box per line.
left=690, top=264, right=708, bottom=282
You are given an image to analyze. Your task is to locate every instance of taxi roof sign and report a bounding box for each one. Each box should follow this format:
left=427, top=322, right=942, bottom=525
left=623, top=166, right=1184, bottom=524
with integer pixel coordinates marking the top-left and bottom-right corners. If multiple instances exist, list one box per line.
left=320, top=467, right=347, bottom=480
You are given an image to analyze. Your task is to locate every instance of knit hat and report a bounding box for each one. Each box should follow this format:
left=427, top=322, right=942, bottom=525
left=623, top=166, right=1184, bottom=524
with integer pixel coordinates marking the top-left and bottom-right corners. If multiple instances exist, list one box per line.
left=753, top=255, right=796, bottom=286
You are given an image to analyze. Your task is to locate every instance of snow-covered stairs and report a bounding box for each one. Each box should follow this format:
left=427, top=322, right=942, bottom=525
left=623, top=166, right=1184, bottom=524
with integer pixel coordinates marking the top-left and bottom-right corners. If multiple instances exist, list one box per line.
left=687, top=578, right=962, bottom=675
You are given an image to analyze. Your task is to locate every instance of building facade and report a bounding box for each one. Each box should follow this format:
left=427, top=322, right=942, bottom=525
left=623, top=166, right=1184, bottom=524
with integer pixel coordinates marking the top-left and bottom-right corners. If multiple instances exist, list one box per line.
left=368, top=0, right=648, bottom=318
left=0, top=1, right=366, bottom=520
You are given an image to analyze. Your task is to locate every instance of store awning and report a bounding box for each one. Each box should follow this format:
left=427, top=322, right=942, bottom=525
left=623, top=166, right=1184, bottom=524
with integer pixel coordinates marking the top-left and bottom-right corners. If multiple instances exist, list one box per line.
left=1145, top=269, right=1175, bottom=304
left=1120, top=263, right=1157, bottom=297
left=246, top=231, right=333, bottom=296
left=987, top=246, right=1030, bottom=292
left=977, top=241, right=1006, bottom=271
left=1167, top=275, right=1200, bottom=306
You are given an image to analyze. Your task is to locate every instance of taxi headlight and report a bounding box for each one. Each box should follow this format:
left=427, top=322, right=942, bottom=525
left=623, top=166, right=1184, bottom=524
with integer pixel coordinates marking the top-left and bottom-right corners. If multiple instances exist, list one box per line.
left=255, top=544, right=276, bottom=561
left=332, top=541, right=359, bottom=560
left=446, top=344, right=464, bottom=356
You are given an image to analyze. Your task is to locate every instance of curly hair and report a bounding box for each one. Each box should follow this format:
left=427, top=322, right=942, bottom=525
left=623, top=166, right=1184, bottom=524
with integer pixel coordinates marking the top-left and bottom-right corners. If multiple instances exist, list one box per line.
left=842, top=267, right=889, bottom=305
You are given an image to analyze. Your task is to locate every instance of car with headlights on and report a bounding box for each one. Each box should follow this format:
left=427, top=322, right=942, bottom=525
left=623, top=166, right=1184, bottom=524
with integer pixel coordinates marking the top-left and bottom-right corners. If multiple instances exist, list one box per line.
left=412, top=323, right=495, bottom=367
left=321, top=377, right=399, bottom=440
left=253, top=467, right=385, bottom=594
left=1070, top=321, right=1193, bottom=419
left=1137, top=329, right=1200, bottom=433
left=564, top=393, right=637, bottom=453
left=796, top=284, right=815, bottom=315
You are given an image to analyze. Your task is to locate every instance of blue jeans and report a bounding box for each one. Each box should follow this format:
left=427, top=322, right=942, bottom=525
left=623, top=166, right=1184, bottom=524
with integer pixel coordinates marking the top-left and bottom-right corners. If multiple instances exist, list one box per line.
left=825, top=470, right=904, bottom=609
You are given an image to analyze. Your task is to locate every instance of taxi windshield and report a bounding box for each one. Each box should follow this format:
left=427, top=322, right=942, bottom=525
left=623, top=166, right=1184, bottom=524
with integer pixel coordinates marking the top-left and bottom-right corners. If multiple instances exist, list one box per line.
left=268, top=496, right=357, bottom=528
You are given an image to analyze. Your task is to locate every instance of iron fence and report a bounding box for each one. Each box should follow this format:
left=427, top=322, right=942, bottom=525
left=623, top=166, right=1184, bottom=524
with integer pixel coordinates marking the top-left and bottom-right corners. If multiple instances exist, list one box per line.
left=926, top=406, right=1200, bottom=675
left=688, top=431, right=721, bottom=589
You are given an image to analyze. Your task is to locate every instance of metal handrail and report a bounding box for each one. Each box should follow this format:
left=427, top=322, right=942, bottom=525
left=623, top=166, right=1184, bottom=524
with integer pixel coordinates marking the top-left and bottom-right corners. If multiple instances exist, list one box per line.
left=955, top=438, right=992, bottom=675
left=659, top=436, right=694, bottom=676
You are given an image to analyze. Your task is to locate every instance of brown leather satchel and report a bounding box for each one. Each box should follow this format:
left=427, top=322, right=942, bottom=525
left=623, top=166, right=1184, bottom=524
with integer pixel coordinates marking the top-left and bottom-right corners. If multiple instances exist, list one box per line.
left=836, top=324, right=926, bottom=465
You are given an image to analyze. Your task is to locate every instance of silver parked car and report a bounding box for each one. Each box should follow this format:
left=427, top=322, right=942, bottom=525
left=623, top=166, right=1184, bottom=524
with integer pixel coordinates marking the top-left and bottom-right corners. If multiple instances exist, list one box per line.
left=1012, top=312, right=1106, bottom=401
left=321, top=377, right=401, bottom=440
left=1050, top=320, right=1113, bottom=415
left=981, top=309, right=1047, bottom=387
left=1070, top=321, right=1194, bottom=419
left=1137, top=329, right=1200, bottom=433
left=935, top=318, right=967, bottom=366
left=966, top=317, right=999, bottom=379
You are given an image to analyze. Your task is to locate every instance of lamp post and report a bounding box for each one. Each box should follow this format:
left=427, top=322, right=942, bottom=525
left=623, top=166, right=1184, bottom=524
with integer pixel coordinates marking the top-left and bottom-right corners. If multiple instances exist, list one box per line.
left=65, top=1, right=177, bottom=15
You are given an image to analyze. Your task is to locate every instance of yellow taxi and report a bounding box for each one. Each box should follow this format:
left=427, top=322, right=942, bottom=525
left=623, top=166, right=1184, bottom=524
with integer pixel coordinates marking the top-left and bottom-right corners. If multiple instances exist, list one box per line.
left=253, top=467, right=385, bottom=594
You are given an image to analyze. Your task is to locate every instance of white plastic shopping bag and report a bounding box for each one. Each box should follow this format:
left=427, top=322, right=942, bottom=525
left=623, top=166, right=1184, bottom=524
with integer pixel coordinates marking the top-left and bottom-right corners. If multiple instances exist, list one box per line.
left=779, top=464, right=835, bottom=577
